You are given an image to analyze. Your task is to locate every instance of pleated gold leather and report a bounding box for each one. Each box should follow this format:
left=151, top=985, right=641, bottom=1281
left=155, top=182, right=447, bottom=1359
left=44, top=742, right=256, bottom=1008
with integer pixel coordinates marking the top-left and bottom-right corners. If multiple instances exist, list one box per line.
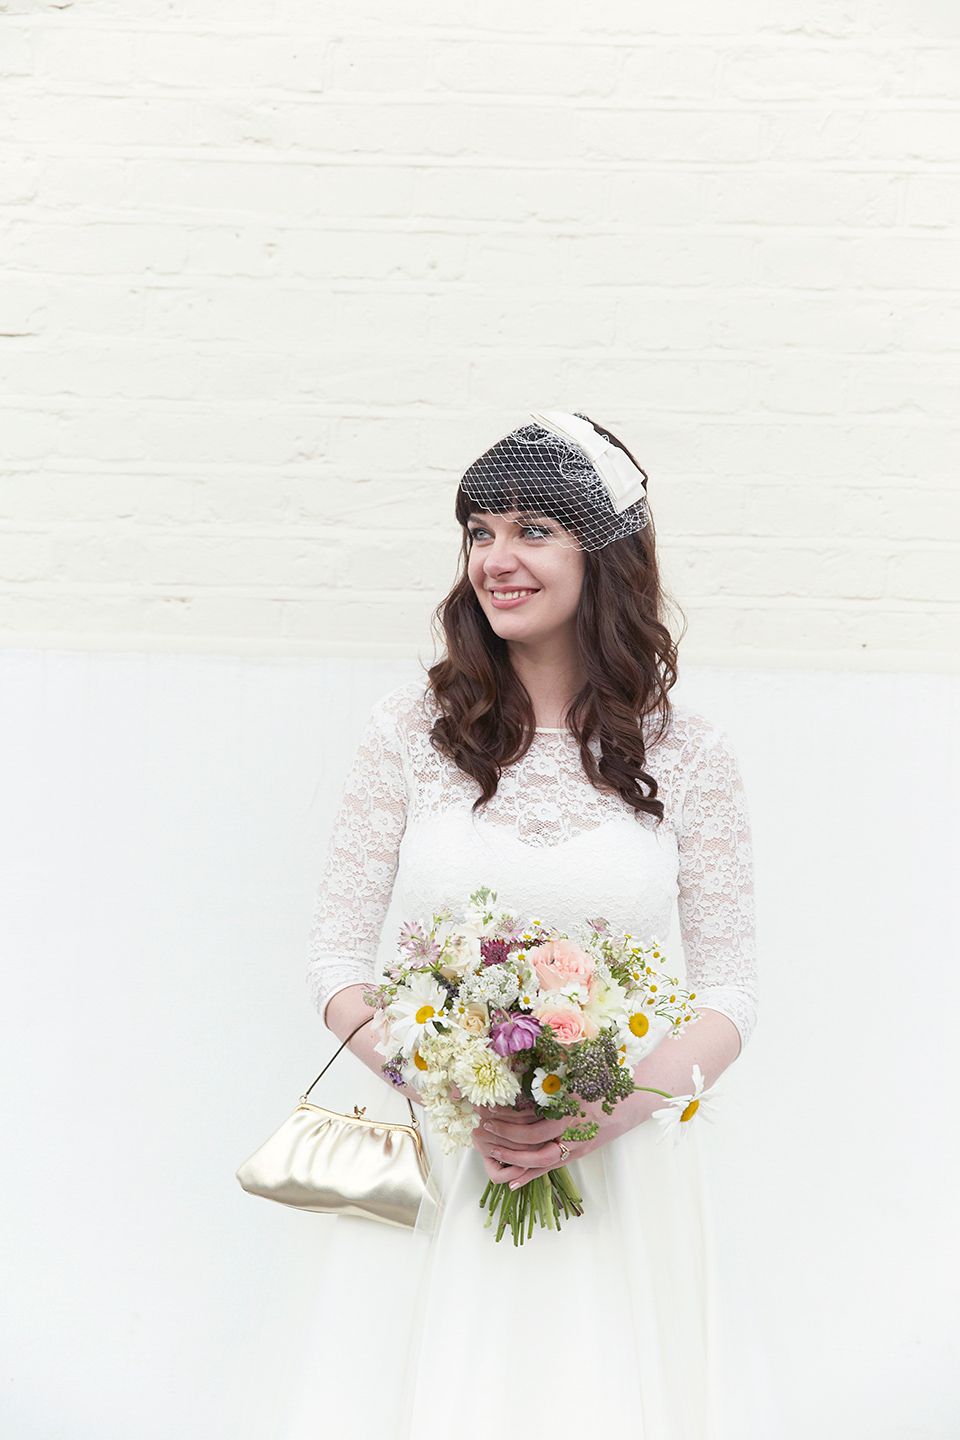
left=236, top=1019, right=432, bottom=1231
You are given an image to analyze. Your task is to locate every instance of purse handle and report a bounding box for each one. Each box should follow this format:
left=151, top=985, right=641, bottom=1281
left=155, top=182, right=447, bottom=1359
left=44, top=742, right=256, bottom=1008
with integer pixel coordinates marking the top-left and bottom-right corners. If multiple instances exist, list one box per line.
left=302, top=1015, right=420, bottom=1128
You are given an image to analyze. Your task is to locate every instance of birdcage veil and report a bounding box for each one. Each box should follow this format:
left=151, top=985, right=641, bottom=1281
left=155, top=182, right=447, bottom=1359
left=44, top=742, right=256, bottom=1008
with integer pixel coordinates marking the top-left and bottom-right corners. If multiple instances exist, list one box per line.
left=458, top=411, right=649, bottom=552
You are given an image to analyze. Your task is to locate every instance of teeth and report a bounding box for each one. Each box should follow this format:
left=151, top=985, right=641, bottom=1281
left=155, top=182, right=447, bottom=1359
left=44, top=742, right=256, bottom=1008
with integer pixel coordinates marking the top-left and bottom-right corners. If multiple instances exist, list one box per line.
left=493, top=590, right=534, bottom=600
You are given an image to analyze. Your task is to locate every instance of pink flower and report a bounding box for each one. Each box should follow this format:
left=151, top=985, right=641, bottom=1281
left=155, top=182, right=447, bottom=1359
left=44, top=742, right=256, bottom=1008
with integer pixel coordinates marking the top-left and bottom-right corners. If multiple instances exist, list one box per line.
left=529, top=938, right=597, bottom=999
left=490, top=1014, right=542, bottom=1056
left=533, top=1005, right=588, bottom=1048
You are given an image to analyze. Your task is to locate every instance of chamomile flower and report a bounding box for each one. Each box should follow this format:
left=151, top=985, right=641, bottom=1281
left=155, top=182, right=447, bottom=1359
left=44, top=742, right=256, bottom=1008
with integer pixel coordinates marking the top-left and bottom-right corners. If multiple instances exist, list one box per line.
left=531, top=1064, right=568, bottom=1107
left=651, top=1066, right=722, bottom=1144
left=386, top=973, right=449, bottom=1056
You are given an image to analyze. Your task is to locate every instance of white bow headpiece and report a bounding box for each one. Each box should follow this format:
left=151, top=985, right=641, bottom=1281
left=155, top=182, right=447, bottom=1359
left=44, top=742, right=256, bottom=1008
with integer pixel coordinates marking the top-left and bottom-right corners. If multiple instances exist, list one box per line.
left=529, top=411, right=647, bottom=514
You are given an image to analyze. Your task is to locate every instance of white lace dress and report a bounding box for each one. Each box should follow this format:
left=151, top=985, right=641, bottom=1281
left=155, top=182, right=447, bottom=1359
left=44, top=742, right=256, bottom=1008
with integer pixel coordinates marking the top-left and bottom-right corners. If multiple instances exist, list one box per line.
left=281, top=683, right=759, bottom=1440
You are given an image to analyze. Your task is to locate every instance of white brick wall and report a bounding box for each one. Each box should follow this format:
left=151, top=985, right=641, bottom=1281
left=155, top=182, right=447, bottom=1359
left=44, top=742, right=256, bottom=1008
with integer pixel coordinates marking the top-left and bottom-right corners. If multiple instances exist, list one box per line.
left=1, top=2, right=958, bottom=668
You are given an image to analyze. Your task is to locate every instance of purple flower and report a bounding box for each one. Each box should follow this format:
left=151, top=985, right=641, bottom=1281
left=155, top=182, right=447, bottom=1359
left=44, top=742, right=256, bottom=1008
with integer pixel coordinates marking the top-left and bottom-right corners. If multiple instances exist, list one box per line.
left=490, top=1015, right=542, bottom=1056
left=481, top=939, right=510, bottom=967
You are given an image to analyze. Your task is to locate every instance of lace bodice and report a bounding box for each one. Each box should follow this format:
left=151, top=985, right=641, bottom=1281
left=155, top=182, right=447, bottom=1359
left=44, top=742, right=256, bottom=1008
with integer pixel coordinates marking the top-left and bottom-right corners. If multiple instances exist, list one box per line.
left=308, top=683, right=758, bottom=1044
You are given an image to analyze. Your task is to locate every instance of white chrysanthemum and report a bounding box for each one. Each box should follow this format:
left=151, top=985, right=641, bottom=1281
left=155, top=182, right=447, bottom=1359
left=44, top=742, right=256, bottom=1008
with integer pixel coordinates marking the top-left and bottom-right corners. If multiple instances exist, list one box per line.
left=652, top=1066, right=722, bottom=1144
left=386, top=973, right=449, bottom=1056
left=531, top=1064, right=567, bottom=1107
left=451, top=1041, right=521, bottom=1108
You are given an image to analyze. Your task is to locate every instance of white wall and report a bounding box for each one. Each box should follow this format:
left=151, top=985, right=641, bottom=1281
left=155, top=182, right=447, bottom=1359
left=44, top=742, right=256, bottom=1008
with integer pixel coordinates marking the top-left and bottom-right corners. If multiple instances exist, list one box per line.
left=2, top=650, right=958, bottom=1439
left=1, top=2, right=958, bottom=668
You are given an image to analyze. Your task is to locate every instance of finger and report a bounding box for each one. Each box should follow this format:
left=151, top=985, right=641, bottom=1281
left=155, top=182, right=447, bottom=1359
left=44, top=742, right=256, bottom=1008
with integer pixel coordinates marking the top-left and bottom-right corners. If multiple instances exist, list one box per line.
left=474, top=1134, right=552, bottom=1157
left=477, top=1104, right=540, bottom=1124
left=482, top=1154, right=531, bottom=1184
left=490, top=1143, right=564, bottom=1171
left=481, top=1116, right=570, bottom=1144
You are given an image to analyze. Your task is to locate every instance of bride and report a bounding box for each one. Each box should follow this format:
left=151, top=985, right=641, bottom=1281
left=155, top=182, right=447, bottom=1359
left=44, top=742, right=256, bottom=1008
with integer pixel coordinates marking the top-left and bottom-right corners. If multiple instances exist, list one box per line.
left=282, top=412, right=758, bottom=1440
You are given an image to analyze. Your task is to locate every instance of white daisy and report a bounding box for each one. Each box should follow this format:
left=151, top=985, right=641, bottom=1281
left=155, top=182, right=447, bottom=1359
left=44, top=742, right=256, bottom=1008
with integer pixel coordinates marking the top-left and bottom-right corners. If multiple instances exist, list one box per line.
left=651, top=1066, right=722, bottom=1144
left=531, top=1064, right=568, bottom=1107
left=614, top=1007, right=670, bottom=1066
left=386, top=973, right=449, bottom=1056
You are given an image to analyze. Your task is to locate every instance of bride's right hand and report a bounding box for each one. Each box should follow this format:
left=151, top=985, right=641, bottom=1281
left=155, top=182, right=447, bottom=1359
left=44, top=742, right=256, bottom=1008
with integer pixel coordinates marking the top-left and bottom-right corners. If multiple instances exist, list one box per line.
left=470, top=1102, right=559, bottom=1183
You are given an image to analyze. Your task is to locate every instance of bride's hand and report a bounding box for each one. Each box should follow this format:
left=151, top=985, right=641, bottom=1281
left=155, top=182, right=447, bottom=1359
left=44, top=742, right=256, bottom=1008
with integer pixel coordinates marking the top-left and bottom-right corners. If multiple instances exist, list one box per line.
left=470, top=1098, right=628, bottom=1186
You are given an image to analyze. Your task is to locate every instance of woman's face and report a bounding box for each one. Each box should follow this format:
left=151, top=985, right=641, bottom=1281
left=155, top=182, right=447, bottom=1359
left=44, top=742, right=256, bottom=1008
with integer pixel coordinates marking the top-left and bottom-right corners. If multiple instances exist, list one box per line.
left=465, top=510, right=585, bottom=650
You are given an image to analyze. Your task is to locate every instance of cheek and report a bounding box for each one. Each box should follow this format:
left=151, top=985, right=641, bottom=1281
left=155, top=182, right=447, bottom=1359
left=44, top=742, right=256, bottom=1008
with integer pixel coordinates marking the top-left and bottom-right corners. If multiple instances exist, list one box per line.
left=549, top=554, right=585, bottom=616
left=466, top=547, right=486, bottom=596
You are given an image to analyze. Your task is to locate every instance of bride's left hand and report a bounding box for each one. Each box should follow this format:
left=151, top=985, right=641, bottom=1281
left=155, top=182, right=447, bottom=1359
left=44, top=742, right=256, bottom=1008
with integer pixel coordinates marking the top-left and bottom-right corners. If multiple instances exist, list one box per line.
left=470, top=1097, right=625, bottom=1187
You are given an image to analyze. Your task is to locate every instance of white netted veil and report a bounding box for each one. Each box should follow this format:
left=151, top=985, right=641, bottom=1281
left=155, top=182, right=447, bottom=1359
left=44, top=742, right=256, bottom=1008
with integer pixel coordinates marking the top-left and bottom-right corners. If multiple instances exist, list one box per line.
left=458, top=411, right=650, bottom=552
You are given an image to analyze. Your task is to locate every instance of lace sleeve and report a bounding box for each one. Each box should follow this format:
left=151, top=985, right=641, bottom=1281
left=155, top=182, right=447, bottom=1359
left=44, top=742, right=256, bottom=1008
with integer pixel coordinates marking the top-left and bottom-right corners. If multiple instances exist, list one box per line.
left=674, top=721, right=758, bottom=1048
left=306, top=695, right=409, bottom=1022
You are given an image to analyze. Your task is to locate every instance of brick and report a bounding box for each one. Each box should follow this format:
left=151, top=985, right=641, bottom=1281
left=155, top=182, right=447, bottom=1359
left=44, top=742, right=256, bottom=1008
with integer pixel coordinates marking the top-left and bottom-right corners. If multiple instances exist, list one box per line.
left=911, top=47, right=960, bottom=99
left=143, top=284, right=337, bottom=343
left=0, top=285, right=46, bottom=336
left=715, top=296, right=897, bottom=353
left=35, top=26, right=136, bottom=85
left=281, top=228, right=468, bottom=282
left=847, top=359, right=960, bottom=418
left=0, top=531, right=56, bottom=582
left=327, top=37, right=437, bottom=95
left=0, top=23, right=32, bottom=77
left=39, top=158, right=127, bottom=211
left=411, top=166, right=703, bottom=228
left=662, top=540, right=888, bottom=600
left=903, top=174, right=960, bottom=228
left=701, top=170, right=900, bottom=228
left=617, top=45, right=720, bottom=99
left=0, top=408, right=65, bottom=460
left=127, top=159, right=320, bottom=219
left=5, top=221, right=189, bottom=276
left=50, top=283, right=144, bottom=337
left=901, top=301, right=960, bottom=353
left=430, top=40, right=618, bottom=98
left=129, top=32, right=327, bottom=93
left=0, top=158, right=39, bottom=204
left=722, top=43, right=899, bottom=100
left=888, top=550, right=960, bottom=602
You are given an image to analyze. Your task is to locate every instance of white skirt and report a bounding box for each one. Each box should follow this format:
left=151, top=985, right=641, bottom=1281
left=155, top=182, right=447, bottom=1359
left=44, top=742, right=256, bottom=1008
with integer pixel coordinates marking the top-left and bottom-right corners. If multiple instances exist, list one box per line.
left=275, top=1121, right=780, bottom=1440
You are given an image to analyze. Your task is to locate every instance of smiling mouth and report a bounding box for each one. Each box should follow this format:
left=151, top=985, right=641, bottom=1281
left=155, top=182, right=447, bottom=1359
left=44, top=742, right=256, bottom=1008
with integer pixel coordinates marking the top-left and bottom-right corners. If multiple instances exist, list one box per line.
left=490, top=588, right=539, bottom=600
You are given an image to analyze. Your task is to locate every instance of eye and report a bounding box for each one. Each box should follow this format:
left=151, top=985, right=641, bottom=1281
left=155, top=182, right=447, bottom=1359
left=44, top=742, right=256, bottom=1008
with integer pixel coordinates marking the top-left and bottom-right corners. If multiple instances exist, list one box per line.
left=521, top=524, right=553, bottom=540
left=467, top=525, right=492, bottom=544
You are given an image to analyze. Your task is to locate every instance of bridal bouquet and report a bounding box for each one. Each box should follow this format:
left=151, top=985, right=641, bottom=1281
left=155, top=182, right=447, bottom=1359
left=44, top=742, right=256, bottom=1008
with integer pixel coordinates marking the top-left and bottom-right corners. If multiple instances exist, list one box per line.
left=366, top=887, right=703, bottom=1244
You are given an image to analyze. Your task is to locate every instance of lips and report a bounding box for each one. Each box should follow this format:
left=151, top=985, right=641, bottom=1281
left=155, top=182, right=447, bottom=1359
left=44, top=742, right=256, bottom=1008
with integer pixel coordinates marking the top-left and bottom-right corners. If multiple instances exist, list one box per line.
left=486, top=586, right=540, bottom=610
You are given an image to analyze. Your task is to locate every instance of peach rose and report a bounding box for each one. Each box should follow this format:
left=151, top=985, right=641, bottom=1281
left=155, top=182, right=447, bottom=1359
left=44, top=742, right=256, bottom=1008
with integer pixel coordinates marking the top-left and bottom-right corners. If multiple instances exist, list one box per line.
left=534, top=1005, right=588, bottom=1047
left=529, top=938, right=597, bottom=999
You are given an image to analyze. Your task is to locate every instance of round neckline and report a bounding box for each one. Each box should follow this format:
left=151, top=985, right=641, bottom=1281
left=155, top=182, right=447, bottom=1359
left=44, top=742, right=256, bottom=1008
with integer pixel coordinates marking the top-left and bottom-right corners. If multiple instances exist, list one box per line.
left=534, top=726, right=569, bottom=734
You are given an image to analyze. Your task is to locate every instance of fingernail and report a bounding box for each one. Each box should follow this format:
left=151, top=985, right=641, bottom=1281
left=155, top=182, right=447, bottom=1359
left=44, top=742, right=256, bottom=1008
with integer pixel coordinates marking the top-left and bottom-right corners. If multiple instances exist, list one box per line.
left=482, top=1123, right=493, bottom=1132
left=491, top=1150, right=502, bottom=1161
left=509, top=1181, right=520, bottom=1191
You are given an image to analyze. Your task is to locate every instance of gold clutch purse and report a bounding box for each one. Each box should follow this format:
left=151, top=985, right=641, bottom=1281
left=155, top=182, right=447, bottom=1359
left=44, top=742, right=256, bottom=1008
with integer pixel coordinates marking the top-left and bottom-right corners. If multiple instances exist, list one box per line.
left=236, top=1019, right=432, bottom=1231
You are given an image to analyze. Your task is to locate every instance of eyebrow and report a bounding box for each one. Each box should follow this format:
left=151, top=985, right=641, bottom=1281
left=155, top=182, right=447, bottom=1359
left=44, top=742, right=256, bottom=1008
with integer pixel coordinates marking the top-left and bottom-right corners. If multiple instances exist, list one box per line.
left=466, top=511, right=558, bottom=527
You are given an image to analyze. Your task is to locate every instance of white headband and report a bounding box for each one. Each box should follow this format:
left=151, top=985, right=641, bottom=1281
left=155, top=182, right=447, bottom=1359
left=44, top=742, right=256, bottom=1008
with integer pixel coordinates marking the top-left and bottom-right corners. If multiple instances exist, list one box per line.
left=529, top=411, right=647, bottom=514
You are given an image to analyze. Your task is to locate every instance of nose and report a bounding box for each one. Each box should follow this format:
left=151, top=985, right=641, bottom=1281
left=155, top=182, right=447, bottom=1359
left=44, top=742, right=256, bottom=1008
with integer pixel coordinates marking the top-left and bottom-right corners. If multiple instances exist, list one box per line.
left=482, top=536, right=520, bottom=579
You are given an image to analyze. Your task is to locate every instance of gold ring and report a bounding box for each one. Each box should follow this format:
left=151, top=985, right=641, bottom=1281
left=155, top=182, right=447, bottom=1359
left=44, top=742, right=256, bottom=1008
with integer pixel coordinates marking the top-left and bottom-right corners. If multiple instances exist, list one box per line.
left=557, top=1141, right=571, bottom=1163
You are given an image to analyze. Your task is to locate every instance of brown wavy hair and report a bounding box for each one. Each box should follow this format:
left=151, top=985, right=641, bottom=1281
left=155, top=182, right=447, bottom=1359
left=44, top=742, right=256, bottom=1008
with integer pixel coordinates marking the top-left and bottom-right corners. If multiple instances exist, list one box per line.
left=427, top=416, right=679, bottom=820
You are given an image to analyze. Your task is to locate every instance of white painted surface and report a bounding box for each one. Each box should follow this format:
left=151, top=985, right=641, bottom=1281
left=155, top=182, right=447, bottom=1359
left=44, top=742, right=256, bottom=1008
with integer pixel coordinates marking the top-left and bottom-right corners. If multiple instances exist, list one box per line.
left=1, top=650, right=958, bottom=1438
left=1, top=6, right=959, bottom=667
